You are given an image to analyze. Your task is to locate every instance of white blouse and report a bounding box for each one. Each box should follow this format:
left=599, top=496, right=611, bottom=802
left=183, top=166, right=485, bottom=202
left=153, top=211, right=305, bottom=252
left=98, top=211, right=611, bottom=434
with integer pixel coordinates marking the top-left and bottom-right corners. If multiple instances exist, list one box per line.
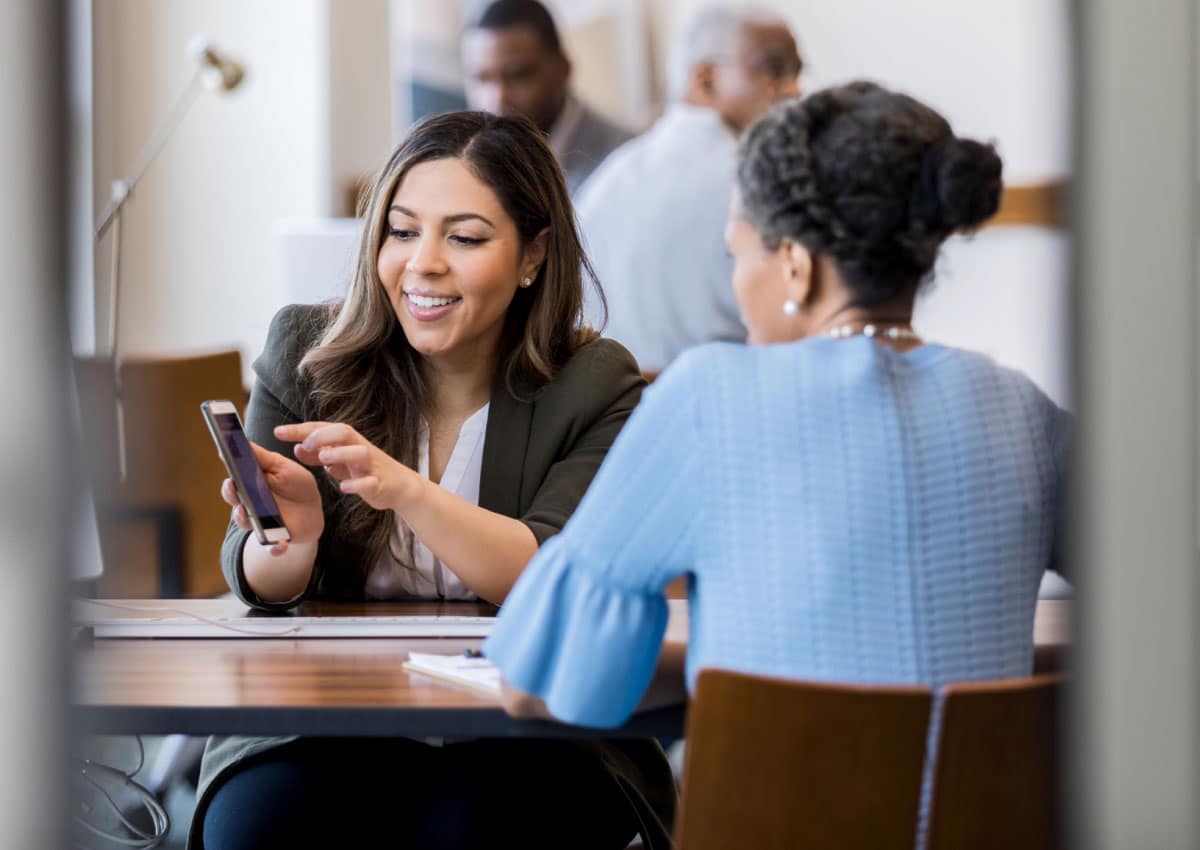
left=364, top=404, right=489, bottom=601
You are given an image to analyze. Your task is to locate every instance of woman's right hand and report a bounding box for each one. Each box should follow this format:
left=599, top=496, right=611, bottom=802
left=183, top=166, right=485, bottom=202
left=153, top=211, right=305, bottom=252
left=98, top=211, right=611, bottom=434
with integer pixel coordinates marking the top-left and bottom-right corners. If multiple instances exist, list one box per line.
left=220, top=442, right=324, bottom=555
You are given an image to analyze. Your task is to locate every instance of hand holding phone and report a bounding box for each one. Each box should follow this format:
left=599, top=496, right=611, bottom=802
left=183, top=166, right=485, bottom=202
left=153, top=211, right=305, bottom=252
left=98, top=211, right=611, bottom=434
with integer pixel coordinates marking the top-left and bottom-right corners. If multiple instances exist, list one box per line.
left=201, top=401, right=292, bottom=546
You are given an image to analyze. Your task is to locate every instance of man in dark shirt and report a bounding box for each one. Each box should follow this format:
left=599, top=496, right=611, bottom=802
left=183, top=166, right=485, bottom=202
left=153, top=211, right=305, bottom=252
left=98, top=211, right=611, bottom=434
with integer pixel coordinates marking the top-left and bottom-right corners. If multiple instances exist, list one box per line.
left=462, top=0, right=633, bottom=195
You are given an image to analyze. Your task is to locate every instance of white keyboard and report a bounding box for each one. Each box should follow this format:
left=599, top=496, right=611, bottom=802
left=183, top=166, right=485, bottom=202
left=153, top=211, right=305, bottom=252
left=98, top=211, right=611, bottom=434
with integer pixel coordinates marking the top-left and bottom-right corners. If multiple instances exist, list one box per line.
left=86, top=614, right=496, bottom=639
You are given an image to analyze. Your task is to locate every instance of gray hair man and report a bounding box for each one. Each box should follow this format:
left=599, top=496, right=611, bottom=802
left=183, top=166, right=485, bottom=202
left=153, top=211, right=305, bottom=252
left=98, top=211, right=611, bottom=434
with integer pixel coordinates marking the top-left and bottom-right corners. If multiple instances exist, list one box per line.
left=578, top=5, right=802, bottom=372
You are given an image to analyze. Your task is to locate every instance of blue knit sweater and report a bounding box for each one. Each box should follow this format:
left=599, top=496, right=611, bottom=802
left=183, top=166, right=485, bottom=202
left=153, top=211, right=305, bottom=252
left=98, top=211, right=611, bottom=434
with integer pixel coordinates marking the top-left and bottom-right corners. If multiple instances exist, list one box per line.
left=486, top=337, right=1069, bottom=728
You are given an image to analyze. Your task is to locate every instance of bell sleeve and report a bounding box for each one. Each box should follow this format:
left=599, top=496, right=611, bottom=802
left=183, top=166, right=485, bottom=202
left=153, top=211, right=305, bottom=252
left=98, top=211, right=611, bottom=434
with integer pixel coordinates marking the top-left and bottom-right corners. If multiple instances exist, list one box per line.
left=484, top=346, right=714, bottom=727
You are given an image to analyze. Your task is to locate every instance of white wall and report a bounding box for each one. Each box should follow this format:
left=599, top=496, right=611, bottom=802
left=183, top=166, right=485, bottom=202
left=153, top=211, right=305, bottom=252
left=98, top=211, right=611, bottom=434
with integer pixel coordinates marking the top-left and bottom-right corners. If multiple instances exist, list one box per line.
left=651, top=0, right=1073, bottom=405
left=93, top=0, right=327, bottom=368
left=649, top=0, right=1071, bottom=181
left=917, top=230, right=1070, bottom=405
left=91, top=0, right=392, bottom=376
left=797, top=0, right=1071, bottom=184
left=329, top=0, right=393, bottom=212
left=552, top=0, right=656, bottom=128
left=90, top=0, right=1072, bottom=401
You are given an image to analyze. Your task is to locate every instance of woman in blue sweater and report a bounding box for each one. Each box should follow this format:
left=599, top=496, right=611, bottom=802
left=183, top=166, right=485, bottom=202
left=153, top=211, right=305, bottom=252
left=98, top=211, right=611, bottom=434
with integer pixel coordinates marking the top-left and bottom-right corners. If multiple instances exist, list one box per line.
left=485, top=81, right=1069, bottom=726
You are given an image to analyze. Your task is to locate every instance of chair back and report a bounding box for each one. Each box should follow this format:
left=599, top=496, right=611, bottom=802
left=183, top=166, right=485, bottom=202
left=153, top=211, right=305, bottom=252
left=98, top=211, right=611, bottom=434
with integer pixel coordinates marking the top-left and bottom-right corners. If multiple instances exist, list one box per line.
left=75, top=350, right=247, bottom=597
left=675, top=670, right=933, bottom=850
left=925, top=674, right=1064, bottom=850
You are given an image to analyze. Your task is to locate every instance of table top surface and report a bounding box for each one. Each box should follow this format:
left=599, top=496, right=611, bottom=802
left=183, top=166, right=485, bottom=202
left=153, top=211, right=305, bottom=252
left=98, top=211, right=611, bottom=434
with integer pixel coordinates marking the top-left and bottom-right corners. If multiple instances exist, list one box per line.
left=72, top=598, right=1069, bottom=739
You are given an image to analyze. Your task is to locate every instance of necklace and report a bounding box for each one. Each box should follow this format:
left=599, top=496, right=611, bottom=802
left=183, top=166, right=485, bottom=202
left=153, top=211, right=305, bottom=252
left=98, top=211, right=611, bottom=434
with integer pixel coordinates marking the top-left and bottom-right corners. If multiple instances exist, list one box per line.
left=826, top=322, right=920, bottom=341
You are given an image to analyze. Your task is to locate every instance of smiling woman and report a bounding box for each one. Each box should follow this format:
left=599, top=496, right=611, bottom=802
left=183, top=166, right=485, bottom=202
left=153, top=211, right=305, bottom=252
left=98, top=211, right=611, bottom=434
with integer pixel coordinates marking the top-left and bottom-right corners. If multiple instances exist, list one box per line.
left=236, top=112, right=606, bottom=607
left=382, top=158, right=544, bottom=364
left=191, top=112, right=675, bottom=850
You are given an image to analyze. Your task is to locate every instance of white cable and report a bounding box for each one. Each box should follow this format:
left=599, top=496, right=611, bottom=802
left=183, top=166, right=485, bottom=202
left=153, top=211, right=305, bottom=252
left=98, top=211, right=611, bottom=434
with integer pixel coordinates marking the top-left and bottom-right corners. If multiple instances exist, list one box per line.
left=73, top=736, right=171, bottom=849
left=130, top=731, right=145, bottom=777
left=79, top=598, right=304, bottom=637
left=77, top=770, right=157, bottom=841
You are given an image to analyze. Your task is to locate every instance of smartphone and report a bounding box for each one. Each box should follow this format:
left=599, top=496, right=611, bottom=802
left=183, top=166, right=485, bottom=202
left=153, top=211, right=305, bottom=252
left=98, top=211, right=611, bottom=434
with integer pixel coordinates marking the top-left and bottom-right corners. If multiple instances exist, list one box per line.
left=200, top=400, right=291, bottom=546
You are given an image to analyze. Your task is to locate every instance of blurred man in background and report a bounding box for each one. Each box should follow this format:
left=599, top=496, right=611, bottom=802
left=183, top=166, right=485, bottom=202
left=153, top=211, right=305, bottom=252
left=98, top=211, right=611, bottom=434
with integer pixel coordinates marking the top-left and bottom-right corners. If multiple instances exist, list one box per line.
left=579, top=6, right=802, bottom=373
left=462, top=0, right=634, bottom=195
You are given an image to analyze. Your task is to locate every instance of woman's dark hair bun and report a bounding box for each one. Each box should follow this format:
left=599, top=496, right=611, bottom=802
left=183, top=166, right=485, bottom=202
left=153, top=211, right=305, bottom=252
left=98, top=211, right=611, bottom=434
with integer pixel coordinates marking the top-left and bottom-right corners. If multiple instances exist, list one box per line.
left=737, top=81, right=1008, bottom=303
left=922, top=137, right=1003, bottom=232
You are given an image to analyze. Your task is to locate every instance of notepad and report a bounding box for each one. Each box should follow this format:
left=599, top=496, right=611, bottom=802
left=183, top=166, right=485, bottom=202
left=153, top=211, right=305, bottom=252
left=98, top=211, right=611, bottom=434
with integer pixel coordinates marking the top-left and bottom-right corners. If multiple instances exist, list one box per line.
left=403, top=652, right=502, bottom=698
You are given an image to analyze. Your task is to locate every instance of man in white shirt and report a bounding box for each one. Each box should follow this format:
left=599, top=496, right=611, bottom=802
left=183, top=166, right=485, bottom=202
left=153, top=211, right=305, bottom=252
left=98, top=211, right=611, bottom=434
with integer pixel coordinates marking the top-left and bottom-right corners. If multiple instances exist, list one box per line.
left=578, top=7, right=802, bottom=373
left=462, top=0, right=633, bottom=195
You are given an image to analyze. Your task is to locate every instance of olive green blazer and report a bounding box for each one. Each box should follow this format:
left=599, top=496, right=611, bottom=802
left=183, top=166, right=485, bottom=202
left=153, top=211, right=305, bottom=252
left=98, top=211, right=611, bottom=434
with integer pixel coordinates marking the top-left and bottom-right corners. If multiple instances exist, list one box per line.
left=193, top=304, right=675, bottom=849
left=220, top=303, right=647, bottom=607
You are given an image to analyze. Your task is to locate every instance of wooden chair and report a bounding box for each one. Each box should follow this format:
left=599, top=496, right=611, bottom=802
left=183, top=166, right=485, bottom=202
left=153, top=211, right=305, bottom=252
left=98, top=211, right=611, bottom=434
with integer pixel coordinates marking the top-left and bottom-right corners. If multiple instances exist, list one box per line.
left=674, top=670, right=933, bottom=850
left=74, top=350, right=248, bottom=598
left=925, top=674, right=1064, bottom=850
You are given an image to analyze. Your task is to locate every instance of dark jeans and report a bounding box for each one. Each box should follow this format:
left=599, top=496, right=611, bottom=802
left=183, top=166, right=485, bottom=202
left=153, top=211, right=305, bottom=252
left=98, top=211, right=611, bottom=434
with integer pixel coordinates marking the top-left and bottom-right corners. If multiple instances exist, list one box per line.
left=201, top=737, right=640, bottom=850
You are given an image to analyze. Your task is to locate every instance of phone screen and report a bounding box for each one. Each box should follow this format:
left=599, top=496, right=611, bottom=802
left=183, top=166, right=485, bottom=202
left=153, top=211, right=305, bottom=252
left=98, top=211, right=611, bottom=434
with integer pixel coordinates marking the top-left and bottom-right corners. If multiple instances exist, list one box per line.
left=211, top=411, right=287, bottom=531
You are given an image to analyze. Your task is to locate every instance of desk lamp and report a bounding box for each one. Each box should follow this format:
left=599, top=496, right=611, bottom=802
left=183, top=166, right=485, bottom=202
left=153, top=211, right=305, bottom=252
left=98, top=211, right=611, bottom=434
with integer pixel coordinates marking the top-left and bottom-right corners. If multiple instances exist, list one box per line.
left=93, top=37, right=245, bottom=479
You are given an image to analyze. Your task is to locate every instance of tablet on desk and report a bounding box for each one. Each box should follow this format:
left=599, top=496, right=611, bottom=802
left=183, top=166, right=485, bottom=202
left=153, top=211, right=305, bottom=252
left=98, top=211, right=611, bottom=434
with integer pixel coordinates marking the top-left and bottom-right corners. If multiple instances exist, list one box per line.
left=73, top=598, right=496, bottom=639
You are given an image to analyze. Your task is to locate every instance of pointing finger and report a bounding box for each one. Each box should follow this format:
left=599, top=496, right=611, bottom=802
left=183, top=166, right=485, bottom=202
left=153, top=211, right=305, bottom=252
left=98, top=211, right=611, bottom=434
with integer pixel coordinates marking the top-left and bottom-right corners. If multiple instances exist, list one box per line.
left=299, top=423, right=360, bottom=452
left=274, top=421, right=332, bottom=442
left=338, top=475, right=380, bottom=497
left=317, top=445, right=370, bottom=467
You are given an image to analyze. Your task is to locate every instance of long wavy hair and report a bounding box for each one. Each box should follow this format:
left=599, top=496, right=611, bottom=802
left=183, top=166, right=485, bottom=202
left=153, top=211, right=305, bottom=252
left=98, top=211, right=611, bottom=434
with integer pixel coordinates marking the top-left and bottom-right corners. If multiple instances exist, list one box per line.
left=297, top=110, right=604, bottom=572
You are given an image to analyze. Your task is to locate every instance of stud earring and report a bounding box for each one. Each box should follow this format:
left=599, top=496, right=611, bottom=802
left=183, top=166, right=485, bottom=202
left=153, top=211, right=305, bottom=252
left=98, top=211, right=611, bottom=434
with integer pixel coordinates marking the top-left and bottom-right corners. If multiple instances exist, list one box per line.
left=782, top=299, right=799, bottom=316
left=520, top=276, right=533, bottom=288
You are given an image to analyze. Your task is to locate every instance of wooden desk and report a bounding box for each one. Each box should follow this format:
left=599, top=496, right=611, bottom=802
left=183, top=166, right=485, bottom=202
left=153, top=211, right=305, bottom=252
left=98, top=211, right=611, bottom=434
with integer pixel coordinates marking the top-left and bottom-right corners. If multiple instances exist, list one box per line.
left=73, top=598, right=1069, bottom=740
left=73, top=599, right=686, bottom=739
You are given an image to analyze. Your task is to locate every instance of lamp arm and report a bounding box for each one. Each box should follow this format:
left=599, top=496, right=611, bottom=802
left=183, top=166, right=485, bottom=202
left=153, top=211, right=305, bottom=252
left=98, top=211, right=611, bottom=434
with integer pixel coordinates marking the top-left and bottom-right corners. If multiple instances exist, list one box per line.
left=94, top=67, right=206, bottom=240
left=94, top=64, right=207, bottom=481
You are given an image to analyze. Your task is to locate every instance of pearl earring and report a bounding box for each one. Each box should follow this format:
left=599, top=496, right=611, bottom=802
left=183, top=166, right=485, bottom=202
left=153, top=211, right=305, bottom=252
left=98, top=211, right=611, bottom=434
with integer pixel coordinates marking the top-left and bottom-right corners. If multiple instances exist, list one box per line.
left=520, top=276, right=533, bottom=288
left=782, top=299, right=799, bottom=316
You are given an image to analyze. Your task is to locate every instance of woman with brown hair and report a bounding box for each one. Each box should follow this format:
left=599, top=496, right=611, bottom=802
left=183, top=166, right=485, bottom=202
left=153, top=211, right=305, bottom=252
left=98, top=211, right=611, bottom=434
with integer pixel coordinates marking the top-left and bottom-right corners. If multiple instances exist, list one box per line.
left=192, top=112, right=674, bottom=849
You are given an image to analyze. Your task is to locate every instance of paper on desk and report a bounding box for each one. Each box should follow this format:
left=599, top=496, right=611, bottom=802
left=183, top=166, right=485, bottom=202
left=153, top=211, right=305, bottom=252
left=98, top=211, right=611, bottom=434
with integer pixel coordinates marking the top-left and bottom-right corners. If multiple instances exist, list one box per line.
left=404, top=652, right=502, bottom=698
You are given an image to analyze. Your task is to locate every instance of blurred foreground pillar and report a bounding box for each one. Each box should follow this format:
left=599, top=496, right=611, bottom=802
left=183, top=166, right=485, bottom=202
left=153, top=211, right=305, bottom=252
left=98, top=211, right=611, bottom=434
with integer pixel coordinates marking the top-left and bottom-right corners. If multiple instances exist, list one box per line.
left=0, top=2, right=69, bottom=849
left=1071, top=1, right=1198, bottom=848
